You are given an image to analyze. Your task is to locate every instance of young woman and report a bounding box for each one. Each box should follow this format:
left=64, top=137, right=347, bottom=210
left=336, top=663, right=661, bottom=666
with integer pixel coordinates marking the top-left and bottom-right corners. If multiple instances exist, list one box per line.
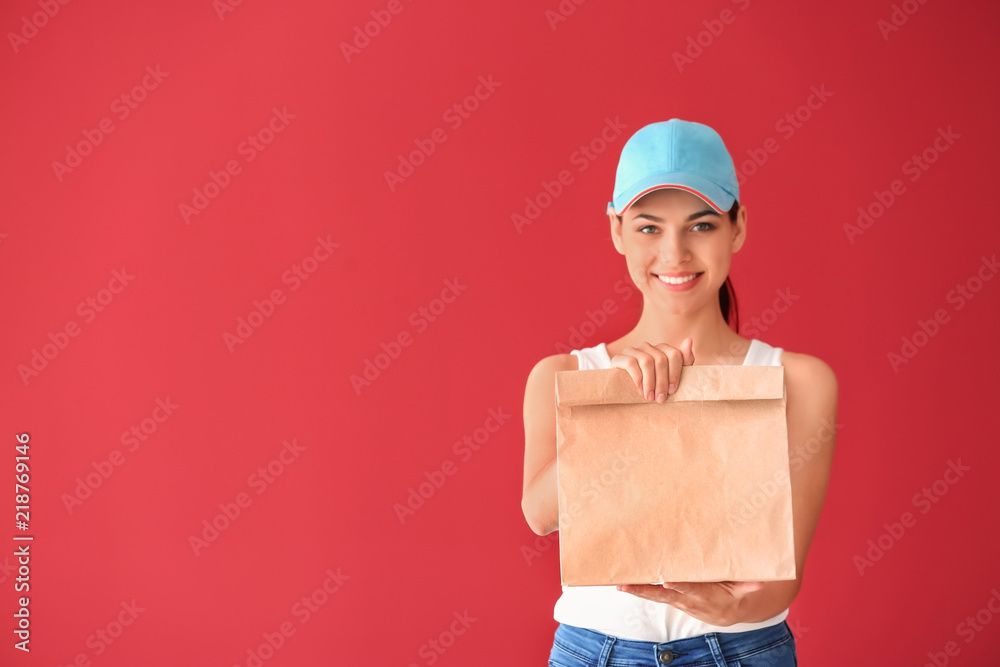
left=521, top=119, right=837, bottom=667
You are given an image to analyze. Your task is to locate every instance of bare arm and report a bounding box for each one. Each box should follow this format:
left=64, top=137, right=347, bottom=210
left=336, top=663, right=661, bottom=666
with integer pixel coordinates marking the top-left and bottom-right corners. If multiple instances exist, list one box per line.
left=520, top=353, right=577, bottom=536
left=735, top=351, right=839, bottom=623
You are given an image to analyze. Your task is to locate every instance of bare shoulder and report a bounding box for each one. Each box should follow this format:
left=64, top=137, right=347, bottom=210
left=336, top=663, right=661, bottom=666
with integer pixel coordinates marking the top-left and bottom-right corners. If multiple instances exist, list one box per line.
left=535, top=352, right=578, bottom=373
left=523, top=353, right=578, bottom=428
left=524, top=353, right=579, bottom=397
left=780, top=350, right=839, bottom=433
left=780, top=350, right=838, bottom=403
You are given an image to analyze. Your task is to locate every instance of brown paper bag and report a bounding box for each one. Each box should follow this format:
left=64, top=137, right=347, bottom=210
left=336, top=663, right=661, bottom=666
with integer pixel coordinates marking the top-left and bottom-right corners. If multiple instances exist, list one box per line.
left=554, top=364, right=796, bottom=586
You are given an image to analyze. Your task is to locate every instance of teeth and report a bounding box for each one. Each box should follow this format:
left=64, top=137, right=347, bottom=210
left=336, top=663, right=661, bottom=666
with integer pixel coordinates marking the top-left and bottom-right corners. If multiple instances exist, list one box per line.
left=658, top=273, right=699, bottom=285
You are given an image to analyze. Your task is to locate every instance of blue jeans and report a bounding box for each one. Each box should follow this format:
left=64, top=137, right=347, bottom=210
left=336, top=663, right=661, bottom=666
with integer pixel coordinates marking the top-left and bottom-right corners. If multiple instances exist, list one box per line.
left=549, top=620, right=797, bottom=667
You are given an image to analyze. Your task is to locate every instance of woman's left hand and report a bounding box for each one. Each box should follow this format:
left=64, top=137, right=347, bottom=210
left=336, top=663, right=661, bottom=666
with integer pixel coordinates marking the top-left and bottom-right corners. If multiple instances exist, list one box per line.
left=615, top=581, right=765, bottom=627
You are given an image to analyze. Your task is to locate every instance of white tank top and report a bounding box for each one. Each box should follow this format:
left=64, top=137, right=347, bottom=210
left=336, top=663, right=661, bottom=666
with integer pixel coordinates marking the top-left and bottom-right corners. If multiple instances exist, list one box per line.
left=553, top=338, right=788, bottom=641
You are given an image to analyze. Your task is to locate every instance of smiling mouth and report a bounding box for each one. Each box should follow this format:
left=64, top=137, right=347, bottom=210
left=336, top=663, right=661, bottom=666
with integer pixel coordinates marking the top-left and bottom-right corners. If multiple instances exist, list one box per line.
left=655, top=272, right=703, bottom=285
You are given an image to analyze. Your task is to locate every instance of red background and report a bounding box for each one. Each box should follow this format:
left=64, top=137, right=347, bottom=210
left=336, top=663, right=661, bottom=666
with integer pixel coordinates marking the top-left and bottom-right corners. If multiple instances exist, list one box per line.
left=2, top=0, right=999, bottom=665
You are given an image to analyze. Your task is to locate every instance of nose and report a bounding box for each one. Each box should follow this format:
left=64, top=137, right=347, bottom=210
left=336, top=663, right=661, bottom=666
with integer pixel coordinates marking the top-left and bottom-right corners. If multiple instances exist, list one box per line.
left=657, top=229, right=690, bottom=265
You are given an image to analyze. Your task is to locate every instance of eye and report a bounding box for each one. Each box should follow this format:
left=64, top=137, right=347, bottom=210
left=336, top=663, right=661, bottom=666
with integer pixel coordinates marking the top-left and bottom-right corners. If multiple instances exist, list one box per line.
left=693, top=222, right=716, bottom=231
left=638, top=225, right=658, bottom=234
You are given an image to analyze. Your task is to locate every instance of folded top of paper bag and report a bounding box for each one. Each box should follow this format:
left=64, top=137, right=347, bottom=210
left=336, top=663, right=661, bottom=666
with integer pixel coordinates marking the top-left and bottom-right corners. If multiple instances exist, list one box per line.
left=556, top=365, right=784, bottom=407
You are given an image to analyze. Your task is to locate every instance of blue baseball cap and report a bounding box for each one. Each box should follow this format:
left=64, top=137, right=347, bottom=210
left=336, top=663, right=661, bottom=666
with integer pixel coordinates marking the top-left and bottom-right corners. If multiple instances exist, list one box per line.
left=607, top=119, right=739, bottom=216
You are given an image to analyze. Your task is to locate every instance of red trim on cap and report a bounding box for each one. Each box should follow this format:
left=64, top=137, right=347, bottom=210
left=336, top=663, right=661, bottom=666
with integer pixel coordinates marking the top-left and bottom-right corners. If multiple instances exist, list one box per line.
left=621, top=184, right=724, bottom=214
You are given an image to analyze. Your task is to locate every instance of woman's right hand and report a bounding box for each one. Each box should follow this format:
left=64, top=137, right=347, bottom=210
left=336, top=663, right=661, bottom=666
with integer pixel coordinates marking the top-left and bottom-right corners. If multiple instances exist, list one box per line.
left=609, top=338, right=695, bottom=403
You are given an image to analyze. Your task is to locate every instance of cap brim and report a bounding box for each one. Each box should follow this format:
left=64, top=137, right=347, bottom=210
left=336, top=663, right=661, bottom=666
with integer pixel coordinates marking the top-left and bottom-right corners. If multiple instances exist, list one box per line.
left=612, top=173, right=736, bottom=216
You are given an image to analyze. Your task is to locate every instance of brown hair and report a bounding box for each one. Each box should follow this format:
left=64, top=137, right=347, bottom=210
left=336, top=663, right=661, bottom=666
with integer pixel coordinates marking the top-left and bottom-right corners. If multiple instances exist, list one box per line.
left=719, top=200, right=741, bottom=333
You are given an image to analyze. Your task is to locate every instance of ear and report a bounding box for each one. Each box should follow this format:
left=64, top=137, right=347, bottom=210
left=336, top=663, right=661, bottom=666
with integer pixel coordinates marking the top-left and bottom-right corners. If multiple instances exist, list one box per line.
left=609, top=212, right=625, bottom=255
left=731, top=205, right=747, bottom=253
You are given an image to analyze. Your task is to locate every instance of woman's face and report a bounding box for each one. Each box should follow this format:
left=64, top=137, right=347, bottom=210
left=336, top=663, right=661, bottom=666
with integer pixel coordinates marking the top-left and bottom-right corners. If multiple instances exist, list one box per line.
left=609, top=187, right=747, bottom=315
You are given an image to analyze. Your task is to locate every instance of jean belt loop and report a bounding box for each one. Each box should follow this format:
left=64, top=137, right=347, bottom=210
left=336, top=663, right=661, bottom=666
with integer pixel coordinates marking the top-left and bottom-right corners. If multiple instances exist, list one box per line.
left=703, top=632, right=729, bottom=667
left=597, top=634, right=617, bottom=667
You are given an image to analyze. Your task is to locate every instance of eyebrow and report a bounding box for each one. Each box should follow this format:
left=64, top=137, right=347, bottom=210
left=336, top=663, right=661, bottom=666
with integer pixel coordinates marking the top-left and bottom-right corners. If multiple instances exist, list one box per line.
left=631, top=209, right=718, bottom=223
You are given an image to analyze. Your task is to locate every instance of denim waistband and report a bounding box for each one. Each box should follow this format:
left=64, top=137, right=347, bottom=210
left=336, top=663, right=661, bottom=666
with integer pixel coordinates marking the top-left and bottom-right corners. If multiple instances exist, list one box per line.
left=553, top=619, right=795, bottom=667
